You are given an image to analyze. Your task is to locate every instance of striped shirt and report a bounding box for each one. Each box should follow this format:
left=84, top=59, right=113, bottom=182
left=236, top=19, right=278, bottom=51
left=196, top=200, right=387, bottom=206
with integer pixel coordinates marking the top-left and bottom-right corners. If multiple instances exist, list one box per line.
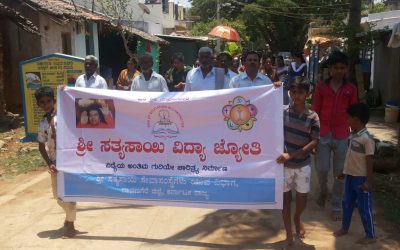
left=284, top=106, right=320, bottom=168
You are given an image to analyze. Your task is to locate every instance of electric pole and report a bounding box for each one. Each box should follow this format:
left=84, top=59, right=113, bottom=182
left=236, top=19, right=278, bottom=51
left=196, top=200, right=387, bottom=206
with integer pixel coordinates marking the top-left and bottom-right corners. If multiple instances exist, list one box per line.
left=216, top=0, right=221, bottom=53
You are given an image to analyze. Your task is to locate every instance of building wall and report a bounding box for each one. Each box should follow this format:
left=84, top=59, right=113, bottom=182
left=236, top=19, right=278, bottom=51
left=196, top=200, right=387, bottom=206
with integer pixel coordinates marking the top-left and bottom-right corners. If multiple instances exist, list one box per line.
left=75, top=23, right=87, bottom=58
left=148, top=22, right=163, bottom=35
left=88, top=22, right=100, bottom=59
left=39, top=14, right=76, bottom=55
left=2, top=12, right=41, bottom=112
left=142, top=3, right=175, bottom=30
left=38, top=15, right=99, bottom=59
left=373, top=34, right=400, bottom=105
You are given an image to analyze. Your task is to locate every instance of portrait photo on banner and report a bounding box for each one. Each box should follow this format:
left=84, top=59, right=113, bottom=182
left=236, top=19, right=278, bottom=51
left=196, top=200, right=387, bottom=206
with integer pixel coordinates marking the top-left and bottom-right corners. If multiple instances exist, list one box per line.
left=75, top=98, right=116, bottom=129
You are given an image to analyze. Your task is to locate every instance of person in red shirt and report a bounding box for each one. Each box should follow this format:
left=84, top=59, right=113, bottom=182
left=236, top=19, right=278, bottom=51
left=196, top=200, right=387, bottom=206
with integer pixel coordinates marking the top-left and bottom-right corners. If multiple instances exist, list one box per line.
left=312, top=51, right=358, bottom=221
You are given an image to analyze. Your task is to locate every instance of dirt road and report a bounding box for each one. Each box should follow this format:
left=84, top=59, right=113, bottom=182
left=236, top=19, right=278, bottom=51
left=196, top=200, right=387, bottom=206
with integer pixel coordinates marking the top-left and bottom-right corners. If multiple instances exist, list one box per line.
left=0, top=167, right=399, bottom=250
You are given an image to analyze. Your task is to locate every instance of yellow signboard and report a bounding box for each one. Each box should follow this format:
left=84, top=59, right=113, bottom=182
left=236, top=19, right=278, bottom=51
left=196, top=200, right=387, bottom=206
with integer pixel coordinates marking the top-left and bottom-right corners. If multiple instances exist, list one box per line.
left=19, top=53, right=84, bottom=142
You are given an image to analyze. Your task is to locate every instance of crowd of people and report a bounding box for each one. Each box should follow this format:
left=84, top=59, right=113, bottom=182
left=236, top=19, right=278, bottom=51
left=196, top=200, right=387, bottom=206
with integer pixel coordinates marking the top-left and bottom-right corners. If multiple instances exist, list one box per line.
left=79, top=47, right=309, bottom=95
left=34, top=48, right=376, bottom=247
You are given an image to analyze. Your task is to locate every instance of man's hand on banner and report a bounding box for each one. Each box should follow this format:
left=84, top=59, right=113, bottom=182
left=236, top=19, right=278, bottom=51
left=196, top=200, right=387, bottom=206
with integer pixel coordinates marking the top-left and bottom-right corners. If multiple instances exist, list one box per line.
left=174, top=82, right=185, bottom=89
left=59, top=85, right=67, bottom=91
left=276, top=153, right=291, bottom=164
left=272, top=81, right=283, bottom=88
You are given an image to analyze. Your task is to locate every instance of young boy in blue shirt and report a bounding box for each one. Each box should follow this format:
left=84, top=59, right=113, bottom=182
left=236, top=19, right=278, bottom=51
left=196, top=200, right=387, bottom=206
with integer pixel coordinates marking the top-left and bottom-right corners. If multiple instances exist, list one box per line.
left=334, top=103, right=376, bottom=245
left=35, top=86, right=77, bottom=238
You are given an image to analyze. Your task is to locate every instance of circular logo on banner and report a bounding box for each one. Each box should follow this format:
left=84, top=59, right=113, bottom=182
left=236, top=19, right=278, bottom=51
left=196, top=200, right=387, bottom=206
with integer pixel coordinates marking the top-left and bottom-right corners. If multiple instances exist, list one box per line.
left=222, top=96, right=257, bottom=132
left=147, top=106, right=184, bottom=138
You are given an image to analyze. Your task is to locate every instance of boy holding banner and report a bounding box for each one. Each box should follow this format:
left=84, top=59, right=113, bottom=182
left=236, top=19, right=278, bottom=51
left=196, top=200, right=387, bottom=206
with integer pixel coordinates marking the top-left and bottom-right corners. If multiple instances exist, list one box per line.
left=276, top=77, right=320, bottom=246
left=35, top=87, right=77, bottom=238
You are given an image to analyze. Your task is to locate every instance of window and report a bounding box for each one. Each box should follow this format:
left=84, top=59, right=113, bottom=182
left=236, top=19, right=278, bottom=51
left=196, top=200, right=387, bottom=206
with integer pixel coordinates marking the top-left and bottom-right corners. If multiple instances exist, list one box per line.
left=162, top=0, right=169, bottom=13
left=61, top=32, right=72, bottom=54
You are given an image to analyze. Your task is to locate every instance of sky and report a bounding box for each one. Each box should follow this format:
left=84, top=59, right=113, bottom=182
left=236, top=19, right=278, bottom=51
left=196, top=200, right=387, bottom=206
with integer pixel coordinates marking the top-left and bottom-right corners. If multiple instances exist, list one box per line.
left=179, top=0, right=191, bottom=8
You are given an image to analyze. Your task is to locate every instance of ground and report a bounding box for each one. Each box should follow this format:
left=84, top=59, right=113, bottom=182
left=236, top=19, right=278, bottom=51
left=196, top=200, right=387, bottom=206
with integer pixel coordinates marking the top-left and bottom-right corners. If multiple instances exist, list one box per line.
left=0, top=121, right=399, bottom=250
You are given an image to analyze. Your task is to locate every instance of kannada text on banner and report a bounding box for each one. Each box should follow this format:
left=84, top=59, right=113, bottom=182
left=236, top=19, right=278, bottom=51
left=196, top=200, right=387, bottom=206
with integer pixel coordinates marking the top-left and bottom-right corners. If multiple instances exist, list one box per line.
left=58, top=86, right=284, bottom=209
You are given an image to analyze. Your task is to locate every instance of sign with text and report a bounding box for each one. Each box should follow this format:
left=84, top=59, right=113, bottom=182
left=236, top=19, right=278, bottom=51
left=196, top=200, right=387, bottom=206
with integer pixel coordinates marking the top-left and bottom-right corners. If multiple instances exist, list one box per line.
left=57, top=86, right=283, bottom=209
left=19, top=53, right=84, bottom=142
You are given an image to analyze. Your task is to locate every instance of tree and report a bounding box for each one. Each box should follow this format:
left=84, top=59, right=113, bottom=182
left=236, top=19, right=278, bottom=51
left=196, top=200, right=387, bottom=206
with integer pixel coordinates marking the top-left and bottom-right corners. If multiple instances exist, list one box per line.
left=240, top=0, right=349, bottom=52
left=189, top=0, right=351, bottom=52
left=347, top=0, right=362, bottom=82
left=241, top=0, right=305, bottom=52
left=188, top=0, right=255, bottom=21
left=97, top=0, right=135, bottom=58
left=363, top=2, right=388, bottom=15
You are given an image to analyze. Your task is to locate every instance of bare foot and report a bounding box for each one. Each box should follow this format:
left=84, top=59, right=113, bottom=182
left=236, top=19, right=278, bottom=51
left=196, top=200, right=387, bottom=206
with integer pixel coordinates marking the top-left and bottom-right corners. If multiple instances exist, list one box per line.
left=356, top=237, right=376, bottom=245
left=333, top=229, right=348, bottom=237
left=62, top=222, right=77, bottom=239
left=285, top=235, right=294, bottom=246
left=62, top=229, right=77, bottom=239
left=295, top=221, right=306, bottom=239
left=331, top=211, right=342, bottom=221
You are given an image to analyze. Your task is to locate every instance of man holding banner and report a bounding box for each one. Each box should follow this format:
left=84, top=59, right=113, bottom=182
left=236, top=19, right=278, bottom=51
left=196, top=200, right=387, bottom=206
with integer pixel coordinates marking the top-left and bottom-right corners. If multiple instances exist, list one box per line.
left=75, top=55, right=108, bottom=89
left=184, top=47, right=217, bottom=91
left=229, top=51, right=273, bottom=88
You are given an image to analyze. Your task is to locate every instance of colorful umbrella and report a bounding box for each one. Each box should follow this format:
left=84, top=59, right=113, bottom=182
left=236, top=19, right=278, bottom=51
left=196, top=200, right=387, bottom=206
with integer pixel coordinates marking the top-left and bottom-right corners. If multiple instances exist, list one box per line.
left=208, top=25, right=241, bottom=42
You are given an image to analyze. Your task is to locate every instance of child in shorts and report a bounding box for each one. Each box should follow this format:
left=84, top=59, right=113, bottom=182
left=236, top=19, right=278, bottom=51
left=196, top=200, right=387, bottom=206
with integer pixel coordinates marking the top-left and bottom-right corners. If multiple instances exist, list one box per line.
left=276, top=76, right=320, bottom=245
left=35, top=86, right=77, bottom=238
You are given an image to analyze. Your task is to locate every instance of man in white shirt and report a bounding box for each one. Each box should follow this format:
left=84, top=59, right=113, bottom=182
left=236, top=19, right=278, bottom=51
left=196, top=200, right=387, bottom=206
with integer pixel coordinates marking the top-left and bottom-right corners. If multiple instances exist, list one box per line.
left=229, top=51, right=273, bottom=88
left=131, top=54, right=169, bottom=92
left=216, top=52, right=238, bottom=89
left=75, top=55, right=108, bottom=89
left=184, top=47, right=216, bottom=91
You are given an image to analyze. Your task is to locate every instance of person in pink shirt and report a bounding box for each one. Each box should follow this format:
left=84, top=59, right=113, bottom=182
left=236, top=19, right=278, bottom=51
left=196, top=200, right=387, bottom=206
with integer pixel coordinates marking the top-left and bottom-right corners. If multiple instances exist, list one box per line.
left=313, top=51, right=358, bottom=221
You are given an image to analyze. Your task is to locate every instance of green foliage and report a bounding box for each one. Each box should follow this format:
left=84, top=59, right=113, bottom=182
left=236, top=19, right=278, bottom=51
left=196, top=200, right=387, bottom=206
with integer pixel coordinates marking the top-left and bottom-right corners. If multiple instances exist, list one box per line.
left=332, top=19, right=380, bottom=53
left=188, top=0, right=255, bottom=21
left=241, top=0, right=350, bottom=52
left=224, top=42, right=241, bottom=56
left=188, top=20, right=215, bottom=37
left=189, top=0, right=351, bottom=52
left=362, top=2, right=388, bottom=16
left=0, top=149, right=44, bottom=179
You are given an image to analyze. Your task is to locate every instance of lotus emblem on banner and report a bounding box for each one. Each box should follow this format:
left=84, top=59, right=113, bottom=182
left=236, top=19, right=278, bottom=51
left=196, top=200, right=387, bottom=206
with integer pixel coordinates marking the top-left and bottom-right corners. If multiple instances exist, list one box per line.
left=222, top=96, right=258, bottom=132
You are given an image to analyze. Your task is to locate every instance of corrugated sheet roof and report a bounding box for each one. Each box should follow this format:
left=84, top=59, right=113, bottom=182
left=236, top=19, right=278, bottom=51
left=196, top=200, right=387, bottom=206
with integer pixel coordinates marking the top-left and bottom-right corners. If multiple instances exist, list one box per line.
left=0, top=2, right=40, bottom=34
left=22, top=0, right=109, bottom=23
left=122, top=25, right=168, bottom=45
left=20, top=0, right=167, bottom=44
left=156, top=34, right=211, bottom=42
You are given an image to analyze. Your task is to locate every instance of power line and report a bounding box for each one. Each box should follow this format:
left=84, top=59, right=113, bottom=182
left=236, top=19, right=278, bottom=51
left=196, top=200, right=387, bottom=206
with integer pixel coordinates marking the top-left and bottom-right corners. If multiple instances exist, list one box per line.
left=228, top=1, right=350, bottom=10
left=230, top=0, right=348, bottom=20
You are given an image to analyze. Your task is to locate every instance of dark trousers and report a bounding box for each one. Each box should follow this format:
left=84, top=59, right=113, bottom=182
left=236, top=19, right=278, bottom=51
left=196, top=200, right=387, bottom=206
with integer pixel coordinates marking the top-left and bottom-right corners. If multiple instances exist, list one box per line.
left=342, top=175, right=375, bottom=238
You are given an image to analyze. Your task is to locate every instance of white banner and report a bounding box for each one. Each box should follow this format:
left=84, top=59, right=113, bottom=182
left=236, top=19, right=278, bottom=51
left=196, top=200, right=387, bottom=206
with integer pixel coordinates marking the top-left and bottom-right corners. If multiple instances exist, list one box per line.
left=57, top=85, right=283, bottom=209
